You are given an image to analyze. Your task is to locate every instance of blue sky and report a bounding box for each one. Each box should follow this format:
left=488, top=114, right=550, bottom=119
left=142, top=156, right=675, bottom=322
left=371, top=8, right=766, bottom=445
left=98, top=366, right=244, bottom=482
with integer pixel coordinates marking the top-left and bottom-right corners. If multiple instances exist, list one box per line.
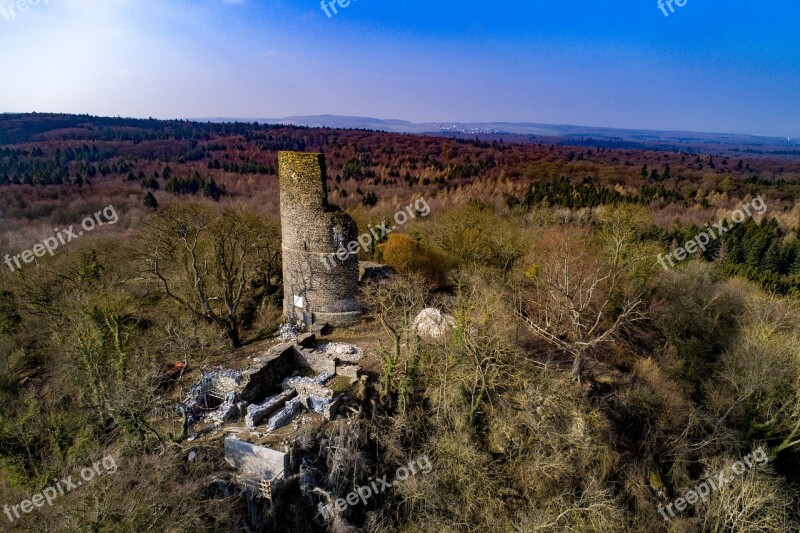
left=0, top=0, right=798, bottom=136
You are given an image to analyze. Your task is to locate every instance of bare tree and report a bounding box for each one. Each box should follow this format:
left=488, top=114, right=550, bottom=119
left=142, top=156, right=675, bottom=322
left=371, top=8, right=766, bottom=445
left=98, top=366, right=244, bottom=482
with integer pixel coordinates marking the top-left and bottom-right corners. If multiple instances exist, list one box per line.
left=698, top=453, right=799, bottom=532
left=139, top=203, right=280, bottom=349
left=711, top=292, right=800, bottom=454
left=361, top=274, right=428, bottom=407
left=516, top=207, right=653, bottom=380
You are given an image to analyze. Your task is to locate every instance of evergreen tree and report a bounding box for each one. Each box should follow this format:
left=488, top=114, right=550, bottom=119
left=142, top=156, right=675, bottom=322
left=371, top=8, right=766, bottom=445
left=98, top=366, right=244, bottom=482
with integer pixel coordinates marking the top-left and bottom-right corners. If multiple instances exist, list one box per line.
left=141, top=176, right=160, bottom=190
left=202, top=179, right=223, bottom=201
left=143, top=192, right=159, bottom=210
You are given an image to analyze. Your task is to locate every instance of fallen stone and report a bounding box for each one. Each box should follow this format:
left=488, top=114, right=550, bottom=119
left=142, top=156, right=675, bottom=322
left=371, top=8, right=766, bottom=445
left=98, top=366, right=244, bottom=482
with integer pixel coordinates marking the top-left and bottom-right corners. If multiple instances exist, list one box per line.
left=413, top=308, right=456, bottom=338
left=278, top=323, right=299, bottom=342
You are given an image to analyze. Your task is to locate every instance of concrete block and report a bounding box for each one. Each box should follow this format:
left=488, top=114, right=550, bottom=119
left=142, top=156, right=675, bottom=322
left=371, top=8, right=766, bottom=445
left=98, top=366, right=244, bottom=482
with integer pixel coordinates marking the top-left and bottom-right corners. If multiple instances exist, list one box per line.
left=224, top=438, right=288, bottom=480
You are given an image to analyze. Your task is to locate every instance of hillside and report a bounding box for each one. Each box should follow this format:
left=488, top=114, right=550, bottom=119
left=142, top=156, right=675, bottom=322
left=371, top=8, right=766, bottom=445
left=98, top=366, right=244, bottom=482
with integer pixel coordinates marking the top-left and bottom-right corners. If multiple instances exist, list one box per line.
left=0, top=114, right=799, bottom=532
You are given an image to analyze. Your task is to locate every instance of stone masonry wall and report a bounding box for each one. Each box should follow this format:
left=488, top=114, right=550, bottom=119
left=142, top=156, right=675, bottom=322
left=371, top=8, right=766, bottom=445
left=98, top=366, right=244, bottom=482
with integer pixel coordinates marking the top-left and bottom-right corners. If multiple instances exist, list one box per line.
left=279, top=152, right=361, bottom=326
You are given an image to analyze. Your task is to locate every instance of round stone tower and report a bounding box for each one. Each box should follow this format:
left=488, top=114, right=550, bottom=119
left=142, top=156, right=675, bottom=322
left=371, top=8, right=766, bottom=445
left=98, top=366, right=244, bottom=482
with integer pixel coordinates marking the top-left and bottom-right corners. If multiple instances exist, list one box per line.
left=279, top=151, right=361, bottom=327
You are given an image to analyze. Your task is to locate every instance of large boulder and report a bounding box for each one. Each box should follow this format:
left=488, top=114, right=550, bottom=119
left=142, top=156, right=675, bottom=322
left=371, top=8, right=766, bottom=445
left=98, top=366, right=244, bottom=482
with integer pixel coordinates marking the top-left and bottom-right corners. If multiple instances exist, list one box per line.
left=413, top=308, right=456, bottom=339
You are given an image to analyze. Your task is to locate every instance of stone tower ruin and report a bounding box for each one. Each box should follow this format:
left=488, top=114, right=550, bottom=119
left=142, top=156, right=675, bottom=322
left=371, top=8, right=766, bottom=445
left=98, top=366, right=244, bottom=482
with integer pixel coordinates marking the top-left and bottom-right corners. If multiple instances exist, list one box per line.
left=279, top=151, right=361, bottom=327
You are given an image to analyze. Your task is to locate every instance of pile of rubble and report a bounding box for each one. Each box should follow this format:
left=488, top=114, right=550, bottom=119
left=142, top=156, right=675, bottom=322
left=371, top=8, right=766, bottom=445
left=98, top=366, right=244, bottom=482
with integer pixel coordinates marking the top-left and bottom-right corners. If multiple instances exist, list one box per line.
left=278, top=323, right=299, bottom=342
left=317, top=341, right=363, bottom=363
left=184, top=334, right=364, bottom=433
left=185, top=369, right=244, bottom=426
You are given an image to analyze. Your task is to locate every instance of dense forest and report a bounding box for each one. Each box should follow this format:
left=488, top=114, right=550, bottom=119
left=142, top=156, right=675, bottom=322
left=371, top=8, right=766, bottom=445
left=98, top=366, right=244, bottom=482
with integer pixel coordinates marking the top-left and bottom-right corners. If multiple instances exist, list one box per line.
left=1, top=114, right=799, bottom=532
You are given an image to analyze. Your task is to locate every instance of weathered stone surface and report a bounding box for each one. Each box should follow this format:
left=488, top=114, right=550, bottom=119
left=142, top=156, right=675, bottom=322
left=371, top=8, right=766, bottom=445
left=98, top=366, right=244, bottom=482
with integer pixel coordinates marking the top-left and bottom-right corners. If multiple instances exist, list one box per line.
left=296, top=347, right=336, bottom=375
left=224, top=438, right=288, bottom=480
left=336, top=362, right=361, bottom=381
left=237, top=345, right=297, bottom=403
left=307, top=394, right=342, bottom=420
left=187, top=370, right=244, bottom=406
left=185, top=370, right=245, bottom=425
left=318, top=341, right=363, bottom=363
left=279, top=152, right=361, bottom=327
left=245, top=389, right=296, bottom=429
left=413, top=308, right=456, bottom=338
left=207, top=392, right=237, bottom=425
left=266, top=397, right=302, bottom=432
left=294, top=381, right=334, bottom=403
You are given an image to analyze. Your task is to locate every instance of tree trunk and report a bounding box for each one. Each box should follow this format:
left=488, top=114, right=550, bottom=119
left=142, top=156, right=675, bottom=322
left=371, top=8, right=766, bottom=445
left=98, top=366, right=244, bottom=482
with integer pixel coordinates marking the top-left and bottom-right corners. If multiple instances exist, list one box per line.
left=225, top=324, right=242, bottom=349
left=571, top=351, right=584, bottom=380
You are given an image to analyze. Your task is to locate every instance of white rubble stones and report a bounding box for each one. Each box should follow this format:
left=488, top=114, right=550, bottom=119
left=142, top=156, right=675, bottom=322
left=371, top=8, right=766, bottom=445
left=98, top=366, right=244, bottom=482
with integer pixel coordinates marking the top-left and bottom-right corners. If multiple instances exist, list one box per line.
left=413, top=308, right=456, bottom=338
left=317, top=341, right=363, bottom=363
left=245, top=389, right=296, bottom=429
left=184, top=333, right=362, bottom=433
left=283, top=371, right=334, bottom=389
left=266, top=397, right=302, bottom=432
left=278, top=322, right=299, bottom=342
left=188, top=369, right=244, bottom=404
left=185, top=369, right=245, bottom=426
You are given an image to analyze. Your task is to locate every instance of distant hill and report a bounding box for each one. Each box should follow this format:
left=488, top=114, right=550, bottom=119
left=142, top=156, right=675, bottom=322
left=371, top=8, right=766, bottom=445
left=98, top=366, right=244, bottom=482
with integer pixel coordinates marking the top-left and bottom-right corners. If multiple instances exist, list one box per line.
left=222, top=115, right=800, bottom=156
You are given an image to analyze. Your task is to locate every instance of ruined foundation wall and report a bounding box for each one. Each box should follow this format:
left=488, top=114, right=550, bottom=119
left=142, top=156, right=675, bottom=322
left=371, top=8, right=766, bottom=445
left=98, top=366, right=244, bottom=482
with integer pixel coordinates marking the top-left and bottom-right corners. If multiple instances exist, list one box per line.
left=279, top=152, right=361, bottom=326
